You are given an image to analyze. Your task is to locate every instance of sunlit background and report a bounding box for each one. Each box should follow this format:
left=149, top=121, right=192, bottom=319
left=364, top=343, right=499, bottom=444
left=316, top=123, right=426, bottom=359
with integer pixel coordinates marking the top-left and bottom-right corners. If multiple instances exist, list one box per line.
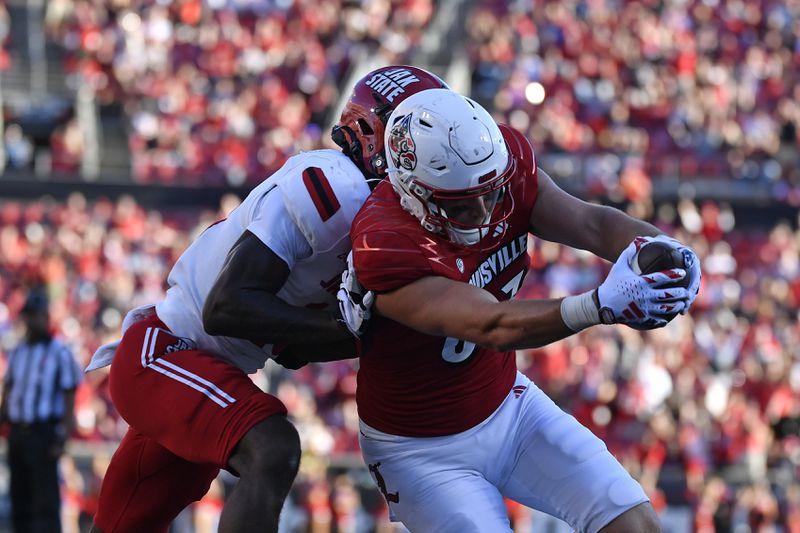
left=0, top=0, right=798, bottom=531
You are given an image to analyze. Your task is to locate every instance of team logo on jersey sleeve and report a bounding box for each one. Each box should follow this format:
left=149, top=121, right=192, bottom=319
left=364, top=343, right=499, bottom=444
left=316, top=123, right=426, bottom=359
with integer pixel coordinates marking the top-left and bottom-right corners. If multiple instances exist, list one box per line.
left=388, top=114, right=417, bottom=171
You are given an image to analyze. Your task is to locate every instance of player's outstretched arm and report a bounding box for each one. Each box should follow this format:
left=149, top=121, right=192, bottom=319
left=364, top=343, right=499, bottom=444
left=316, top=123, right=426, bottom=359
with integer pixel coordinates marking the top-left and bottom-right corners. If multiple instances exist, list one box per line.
left=203, top=231, right=354, bottom=348
left=529, top=168, right=661, bottom=261
left=375, top=275, right=573, bottom=351
left=529, top=168, right=701, bottom=316
left=375, top=239, right=693, bottom=351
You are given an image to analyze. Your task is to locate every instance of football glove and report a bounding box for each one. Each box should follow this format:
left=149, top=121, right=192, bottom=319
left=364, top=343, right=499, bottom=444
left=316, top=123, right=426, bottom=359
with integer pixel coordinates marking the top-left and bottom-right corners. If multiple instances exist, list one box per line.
left=337, top=251, right=375, bottom=337
left=596, top=239, right=693, bottom=329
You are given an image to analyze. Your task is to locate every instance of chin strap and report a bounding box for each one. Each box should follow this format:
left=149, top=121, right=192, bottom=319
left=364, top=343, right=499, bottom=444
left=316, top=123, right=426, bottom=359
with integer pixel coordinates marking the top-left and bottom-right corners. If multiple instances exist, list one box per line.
left=332, top=124, right=383, bottom=188
left=331, top=125, right=361, bottom=161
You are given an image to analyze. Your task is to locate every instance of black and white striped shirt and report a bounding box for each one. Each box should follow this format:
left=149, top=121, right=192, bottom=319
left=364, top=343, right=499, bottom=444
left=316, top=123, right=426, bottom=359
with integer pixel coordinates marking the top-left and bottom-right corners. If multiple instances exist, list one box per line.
left=3, top=338, right=82, bottom=423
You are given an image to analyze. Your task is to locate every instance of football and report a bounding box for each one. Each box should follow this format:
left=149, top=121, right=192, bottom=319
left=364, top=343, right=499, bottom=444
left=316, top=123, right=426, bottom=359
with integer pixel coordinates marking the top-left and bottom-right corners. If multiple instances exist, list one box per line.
left=632, top=241, right=691, bottom=289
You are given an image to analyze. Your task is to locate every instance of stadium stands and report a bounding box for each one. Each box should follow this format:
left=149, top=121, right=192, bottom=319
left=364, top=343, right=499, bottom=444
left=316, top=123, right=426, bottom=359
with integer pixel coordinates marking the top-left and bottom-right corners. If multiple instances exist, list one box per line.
left=44, top=0, right=433, bottom=185
left=6, top=0, right=799, bottom=198
left=466, top=0, right=800, bottom=192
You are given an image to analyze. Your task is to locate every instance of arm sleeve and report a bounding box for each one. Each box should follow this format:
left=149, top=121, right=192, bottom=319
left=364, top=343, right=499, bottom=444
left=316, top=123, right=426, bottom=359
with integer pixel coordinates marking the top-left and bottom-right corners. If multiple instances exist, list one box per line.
left=246, top=190, right=313, bottom=269
left=351, top=231, right=434, bottom=293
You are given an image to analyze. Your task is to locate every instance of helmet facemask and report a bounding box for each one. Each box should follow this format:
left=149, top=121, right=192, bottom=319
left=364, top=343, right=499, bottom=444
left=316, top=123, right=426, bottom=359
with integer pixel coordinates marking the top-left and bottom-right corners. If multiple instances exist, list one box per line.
left=384, top=89, right=517, bottom=249
left=397, top=156, right=516, bottom=247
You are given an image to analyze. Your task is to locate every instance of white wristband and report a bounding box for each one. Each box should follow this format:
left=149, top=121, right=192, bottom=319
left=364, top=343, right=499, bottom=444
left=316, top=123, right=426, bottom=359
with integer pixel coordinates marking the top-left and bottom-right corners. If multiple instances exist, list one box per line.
left=560, top=290, right=601, bottom=332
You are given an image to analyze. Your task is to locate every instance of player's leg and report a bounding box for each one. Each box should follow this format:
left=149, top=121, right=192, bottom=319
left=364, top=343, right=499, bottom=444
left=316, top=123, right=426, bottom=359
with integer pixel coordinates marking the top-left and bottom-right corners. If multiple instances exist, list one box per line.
left=359, top=427, right=513, bottom=533
left=140, top=347, right=297, bottom=533
left=91, top=429, right=219, bottom=533
left=497, top=373, right=658, bottom=533
left=220, top=414, right=301, bottom=532
left=97, top=316, right=293, bottom=532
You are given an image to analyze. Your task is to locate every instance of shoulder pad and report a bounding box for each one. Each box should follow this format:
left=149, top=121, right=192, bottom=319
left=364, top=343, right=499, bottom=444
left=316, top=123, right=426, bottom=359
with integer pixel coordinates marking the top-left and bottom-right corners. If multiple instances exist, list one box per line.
left=500, top=124, right=536, bottom=173
left=275, top=150, right=371, bottom=253
left=500, top=125, right=539, bottom=211
left=351, top=230, right=433, bottom=292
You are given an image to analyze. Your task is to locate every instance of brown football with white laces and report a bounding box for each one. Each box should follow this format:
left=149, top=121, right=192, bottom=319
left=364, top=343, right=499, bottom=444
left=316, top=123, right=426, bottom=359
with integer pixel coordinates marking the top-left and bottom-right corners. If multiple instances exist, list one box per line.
left=632, top=241, right=690, bottom=288
left=631, top=241, right=689, bottom=321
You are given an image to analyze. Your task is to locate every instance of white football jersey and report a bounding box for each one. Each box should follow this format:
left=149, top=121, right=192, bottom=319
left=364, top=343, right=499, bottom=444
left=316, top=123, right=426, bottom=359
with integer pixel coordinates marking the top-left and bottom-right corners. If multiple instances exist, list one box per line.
left=155, top=150, right=370, bottom=374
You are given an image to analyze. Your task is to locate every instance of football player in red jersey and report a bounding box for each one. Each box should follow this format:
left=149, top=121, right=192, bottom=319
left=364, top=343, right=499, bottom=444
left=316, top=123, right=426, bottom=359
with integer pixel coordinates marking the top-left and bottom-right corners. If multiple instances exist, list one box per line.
left=345, top=89, right=701, bottom=532
left=86, top=66, right=448, bottom=533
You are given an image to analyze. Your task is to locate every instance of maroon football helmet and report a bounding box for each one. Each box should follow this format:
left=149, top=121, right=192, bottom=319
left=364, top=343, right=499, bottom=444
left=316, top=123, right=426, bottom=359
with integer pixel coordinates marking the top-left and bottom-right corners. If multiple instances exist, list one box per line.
left=332, top=65, right=448, bottom=182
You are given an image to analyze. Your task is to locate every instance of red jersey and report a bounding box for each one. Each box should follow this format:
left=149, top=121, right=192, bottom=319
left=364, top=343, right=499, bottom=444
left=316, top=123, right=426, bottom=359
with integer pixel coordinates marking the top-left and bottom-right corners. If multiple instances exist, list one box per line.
left=351, top=125, right=540, bottom=436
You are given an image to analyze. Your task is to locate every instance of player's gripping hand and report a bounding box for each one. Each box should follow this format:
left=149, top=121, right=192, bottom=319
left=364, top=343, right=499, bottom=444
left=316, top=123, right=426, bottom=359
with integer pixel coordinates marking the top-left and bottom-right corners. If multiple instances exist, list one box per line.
left=272, top=345, right=308, bottom=370
left=647, top=234, right=701, bottom=313
left=595, top=239, right=693, bottom=329
left=337, top=251, right=375, bottom=337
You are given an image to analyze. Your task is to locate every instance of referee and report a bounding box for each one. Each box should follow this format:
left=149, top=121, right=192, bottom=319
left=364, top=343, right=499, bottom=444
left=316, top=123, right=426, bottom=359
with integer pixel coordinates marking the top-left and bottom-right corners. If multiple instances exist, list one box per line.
left=0, top=288, right=82, bottom=533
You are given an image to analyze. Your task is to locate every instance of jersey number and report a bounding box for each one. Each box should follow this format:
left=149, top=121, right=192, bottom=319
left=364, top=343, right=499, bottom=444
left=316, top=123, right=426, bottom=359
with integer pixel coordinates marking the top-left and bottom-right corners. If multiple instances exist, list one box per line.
left=440, top=270, right=525, bottom=363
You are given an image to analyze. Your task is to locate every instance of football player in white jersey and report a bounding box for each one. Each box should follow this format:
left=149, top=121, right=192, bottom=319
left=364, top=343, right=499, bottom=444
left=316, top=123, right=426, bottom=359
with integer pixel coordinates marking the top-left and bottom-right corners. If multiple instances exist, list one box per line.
left=86, top=66, right=448, bottom=533
left=345, top=90, right=702, bottom=532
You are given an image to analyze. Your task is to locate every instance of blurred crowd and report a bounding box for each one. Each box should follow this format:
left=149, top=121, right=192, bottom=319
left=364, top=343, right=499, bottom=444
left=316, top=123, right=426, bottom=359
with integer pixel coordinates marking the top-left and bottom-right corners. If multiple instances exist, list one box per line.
left=2, top=104, right=83, bottom=177
left=0, top=0, right=797, bottom=530
left=1, top=0, right=85, bottom=178
left=0, top=192, right=797, bottom=532
left=0, top=1, right=9, bottom=72
left=467, top=0, right=800, bottom=200
left=3, top=0, right=800, bottom=201
left=42, top=0, right=432, bottom=185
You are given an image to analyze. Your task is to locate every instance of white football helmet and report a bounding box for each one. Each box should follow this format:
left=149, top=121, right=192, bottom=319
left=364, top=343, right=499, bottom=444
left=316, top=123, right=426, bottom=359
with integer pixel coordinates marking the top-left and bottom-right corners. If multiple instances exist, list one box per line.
left=384, top=88, right=515, bottom=247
